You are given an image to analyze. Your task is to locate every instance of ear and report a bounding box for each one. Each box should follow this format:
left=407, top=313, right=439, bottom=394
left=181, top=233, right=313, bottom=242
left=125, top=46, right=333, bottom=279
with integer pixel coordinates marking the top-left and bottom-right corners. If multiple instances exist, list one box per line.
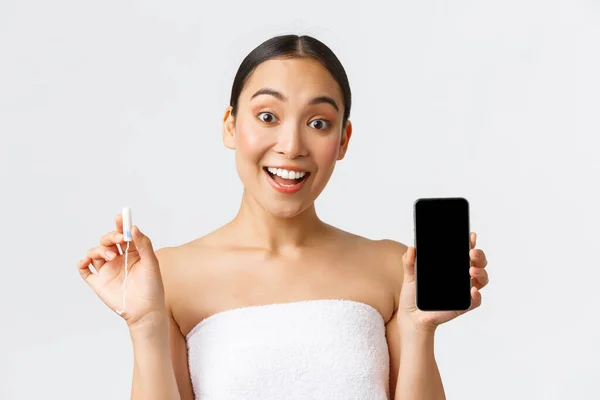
left=336, top=120, right=353, bottom=161
left=222, top=106, right=236, bottom=150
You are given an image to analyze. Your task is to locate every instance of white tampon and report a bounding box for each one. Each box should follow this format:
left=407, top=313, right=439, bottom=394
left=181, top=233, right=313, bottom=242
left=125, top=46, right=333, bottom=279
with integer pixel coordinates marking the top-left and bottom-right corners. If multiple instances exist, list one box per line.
left=122, top=207, right=133, bottom=242
left=116, top=207, right=133, bottom=316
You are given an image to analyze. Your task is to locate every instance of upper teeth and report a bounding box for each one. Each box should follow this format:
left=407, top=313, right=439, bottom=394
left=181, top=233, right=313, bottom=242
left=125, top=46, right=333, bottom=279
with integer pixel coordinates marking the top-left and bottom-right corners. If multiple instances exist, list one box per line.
left=267, top=167, right=307, bottom=180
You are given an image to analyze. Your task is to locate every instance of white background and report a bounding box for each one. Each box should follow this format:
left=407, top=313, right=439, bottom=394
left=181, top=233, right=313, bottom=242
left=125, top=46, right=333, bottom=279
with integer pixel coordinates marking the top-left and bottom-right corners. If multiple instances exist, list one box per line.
left=1, top=0, right=598, bottom=399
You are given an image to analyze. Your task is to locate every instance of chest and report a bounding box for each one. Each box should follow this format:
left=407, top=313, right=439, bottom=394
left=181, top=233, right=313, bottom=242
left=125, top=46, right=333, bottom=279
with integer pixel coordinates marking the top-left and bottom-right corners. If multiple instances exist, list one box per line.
left=171, top=248, right=395, bottom=336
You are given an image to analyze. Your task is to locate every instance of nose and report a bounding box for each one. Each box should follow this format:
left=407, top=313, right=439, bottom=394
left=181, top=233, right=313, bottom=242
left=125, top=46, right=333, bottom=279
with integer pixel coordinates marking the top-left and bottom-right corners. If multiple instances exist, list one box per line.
left=274, top=121, right=308, bottom=158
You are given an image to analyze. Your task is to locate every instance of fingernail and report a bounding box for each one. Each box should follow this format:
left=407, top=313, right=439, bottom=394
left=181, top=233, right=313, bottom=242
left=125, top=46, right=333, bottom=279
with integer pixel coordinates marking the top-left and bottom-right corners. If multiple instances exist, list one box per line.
left=106, top=250, right=116, bottom=259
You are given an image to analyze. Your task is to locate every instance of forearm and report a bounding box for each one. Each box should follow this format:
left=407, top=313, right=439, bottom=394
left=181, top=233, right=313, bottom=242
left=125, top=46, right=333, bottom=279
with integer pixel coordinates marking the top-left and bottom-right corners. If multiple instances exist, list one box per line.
left=394, top=324, right=445, bottom=400
left=129, top=320, right=180, bottom=400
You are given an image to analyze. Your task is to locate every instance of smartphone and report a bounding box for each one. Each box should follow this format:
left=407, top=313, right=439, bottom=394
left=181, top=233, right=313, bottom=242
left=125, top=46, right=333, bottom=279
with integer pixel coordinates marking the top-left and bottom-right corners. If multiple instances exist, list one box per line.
left=414, top=197, right=471, bottom=311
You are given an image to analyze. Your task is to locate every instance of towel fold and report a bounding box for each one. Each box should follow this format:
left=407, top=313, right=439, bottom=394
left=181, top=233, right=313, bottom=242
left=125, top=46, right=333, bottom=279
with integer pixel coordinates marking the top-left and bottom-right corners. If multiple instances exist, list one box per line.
left=186, top=299, right=390, bottom=400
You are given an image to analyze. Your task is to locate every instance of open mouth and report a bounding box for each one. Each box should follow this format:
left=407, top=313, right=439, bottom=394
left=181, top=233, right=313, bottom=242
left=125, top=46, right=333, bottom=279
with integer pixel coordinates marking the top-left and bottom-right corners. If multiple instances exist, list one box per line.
left=263, top=167, right=310, bottom=187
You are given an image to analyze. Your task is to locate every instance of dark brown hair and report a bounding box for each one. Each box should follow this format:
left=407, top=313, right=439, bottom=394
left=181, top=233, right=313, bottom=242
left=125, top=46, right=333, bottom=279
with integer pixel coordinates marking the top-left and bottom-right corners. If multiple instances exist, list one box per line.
left=229, top=34, right=352, bottom=129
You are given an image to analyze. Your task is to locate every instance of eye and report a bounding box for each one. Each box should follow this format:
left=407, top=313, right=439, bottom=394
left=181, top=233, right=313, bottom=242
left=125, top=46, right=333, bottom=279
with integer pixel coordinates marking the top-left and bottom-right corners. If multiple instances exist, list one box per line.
left=257, top=112, right=278, bottom=124
left=309, top=119, right=330, bottom=130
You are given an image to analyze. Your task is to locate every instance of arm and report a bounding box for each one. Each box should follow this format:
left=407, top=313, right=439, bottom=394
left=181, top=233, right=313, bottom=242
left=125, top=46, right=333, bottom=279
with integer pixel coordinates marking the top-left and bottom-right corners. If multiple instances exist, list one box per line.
left=129, top=248, right=195, bottom=400
left=381, top=240, right=446, bottom=400
left=386, top=313, right=445, bottom=400
left=129, top=314, right=181, bottom=400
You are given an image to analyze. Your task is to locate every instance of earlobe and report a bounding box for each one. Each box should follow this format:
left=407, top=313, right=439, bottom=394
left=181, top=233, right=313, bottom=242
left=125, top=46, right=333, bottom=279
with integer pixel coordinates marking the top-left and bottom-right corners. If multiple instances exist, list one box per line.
left=222, top=107, right=235, bottom=150
left=337, top=120, right=353, bottom=160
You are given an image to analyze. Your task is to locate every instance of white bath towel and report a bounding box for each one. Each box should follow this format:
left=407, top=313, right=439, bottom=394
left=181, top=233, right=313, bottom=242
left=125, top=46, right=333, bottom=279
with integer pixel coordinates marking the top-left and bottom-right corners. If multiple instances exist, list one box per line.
left=186, top=299, right=390, bottom=400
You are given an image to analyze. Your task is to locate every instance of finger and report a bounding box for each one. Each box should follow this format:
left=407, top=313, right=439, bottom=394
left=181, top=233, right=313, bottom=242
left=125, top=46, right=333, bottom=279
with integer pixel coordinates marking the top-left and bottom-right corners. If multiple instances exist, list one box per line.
left=87, top=246, right=118, bottom=271
left=91, top=256, right=105, bottom=271
left=402, top=246, right=416, bottom=284
left=101, top=229, right=136, bottom=254
left=115, top=214, right=123, bottom=234
left=115, top=214, right=124, bottom=254
left=470, top=286, right=482, bottom=309
left=470, top=232, right=477, bottom=249
left=114, top=215, right=137, bottom=254
left=469, top=248, right=488, bottom=268
left=458, top=286, right=482, bottom=316
left=120, top=239, right=138, bottom=254
left=77, top=257, right=98, bottom=289
left=470, top=266, right=489, bottom=289
left=131, top=225, right=156, bottom=263
left=100, top=231, right=123, bottom=255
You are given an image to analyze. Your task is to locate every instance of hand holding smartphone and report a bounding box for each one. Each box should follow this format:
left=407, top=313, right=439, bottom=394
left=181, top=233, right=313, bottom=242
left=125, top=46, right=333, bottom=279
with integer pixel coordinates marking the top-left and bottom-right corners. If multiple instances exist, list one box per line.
left=414, top=197, right=472, bottom=311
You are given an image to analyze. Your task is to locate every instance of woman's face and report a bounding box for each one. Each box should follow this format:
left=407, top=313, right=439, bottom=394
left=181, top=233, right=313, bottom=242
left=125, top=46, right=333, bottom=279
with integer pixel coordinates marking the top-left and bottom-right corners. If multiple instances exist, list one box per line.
left=222, top=57, right=352, bottom=218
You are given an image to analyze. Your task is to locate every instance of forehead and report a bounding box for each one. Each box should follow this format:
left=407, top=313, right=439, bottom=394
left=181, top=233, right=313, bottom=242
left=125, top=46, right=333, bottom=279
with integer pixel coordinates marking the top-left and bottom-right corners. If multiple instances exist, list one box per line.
left=241, top=58, right=343, bottom=103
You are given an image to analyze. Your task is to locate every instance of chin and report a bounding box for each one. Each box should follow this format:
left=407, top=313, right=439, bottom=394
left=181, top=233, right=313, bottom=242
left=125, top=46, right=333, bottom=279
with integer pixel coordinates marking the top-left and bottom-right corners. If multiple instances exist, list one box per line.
left=267, top=207, right=304, bottom=218
left=266, top=203, right=308, bottom=219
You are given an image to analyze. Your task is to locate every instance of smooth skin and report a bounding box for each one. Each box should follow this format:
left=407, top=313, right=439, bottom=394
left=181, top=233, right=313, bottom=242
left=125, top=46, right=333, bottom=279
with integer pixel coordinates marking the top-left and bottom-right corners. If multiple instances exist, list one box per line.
left=78, top=58, right=489, bottom=400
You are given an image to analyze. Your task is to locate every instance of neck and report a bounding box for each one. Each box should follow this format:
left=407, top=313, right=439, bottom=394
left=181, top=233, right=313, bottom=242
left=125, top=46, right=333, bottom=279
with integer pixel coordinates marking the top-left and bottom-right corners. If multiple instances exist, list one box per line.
left=230, top=189, right=328, bottom=252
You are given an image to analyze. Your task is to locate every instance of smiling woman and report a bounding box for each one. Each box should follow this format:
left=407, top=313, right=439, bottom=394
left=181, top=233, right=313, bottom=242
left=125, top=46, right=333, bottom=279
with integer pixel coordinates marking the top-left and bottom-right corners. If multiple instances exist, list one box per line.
left=79, top=34, right=488, bottom=400
left=221, top=39, right=354, bottom=219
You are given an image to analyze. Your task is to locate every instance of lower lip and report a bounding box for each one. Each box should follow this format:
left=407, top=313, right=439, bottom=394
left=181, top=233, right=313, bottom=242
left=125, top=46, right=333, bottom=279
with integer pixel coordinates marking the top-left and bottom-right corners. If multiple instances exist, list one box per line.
left=264, top=169, right=309, bottom=194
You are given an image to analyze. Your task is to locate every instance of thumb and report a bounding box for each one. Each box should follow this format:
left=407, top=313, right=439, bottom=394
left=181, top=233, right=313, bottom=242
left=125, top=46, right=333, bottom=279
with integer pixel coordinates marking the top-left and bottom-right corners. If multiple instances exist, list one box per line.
left=402, top=246, right=416, bottom=284
left=131, top=225, right=156, bottom=262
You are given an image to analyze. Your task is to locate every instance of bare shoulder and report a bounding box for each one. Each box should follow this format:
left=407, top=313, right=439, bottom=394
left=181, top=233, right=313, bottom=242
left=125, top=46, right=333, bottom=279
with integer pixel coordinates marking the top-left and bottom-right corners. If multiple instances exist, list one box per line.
left=152, top=233, right=219, bottom=303
left=333, top=226, right=408, bottom=297
left=155, top=225, right=226, bottom=263
left=153, top=245, right=186, bottom=303
left=333, top=225, right=407, bottom=262
left=154, top=234, right=216, bottom=279
left=375, top=239, right=408, bottom=272
left=364, top=237, right=408, bottom=314
left=373, top=238, right=408, bottom=292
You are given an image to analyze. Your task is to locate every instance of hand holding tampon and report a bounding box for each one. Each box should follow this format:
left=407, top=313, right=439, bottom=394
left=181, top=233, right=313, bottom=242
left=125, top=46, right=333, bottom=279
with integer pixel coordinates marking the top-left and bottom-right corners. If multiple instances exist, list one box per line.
left=77, top=209, right=168, bottom=330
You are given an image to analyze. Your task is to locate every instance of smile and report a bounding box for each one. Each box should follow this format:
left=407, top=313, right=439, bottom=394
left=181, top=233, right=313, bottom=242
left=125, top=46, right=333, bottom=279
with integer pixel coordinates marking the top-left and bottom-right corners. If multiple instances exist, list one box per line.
left=263, top=167, right=310, bottom=194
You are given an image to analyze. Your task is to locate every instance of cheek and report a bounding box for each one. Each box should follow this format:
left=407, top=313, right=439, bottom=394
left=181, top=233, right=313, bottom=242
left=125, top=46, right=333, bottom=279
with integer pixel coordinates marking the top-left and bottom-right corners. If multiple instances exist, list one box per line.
left=314, top=136, right=342, bottom=166
left=235, top=121, right=270, bottom=162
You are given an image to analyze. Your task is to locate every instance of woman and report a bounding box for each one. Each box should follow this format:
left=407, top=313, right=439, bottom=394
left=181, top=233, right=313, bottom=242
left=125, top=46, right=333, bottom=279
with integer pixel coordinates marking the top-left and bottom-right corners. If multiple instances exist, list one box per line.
left=77, top=34, right=489, bottom=400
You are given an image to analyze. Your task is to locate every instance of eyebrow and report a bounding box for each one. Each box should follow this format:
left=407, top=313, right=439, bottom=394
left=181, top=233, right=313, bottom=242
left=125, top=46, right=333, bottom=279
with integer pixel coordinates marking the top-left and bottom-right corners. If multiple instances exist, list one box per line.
left=250, top=88, right=340, bottom=113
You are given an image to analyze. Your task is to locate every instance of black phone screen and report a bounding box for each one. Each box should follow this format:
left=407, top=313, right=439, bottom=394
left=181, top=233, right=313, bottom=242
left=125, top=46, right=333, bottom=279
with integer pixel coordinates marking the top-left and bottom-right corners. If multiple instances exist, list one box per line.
left=414, top=197, right=472, bottom=311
